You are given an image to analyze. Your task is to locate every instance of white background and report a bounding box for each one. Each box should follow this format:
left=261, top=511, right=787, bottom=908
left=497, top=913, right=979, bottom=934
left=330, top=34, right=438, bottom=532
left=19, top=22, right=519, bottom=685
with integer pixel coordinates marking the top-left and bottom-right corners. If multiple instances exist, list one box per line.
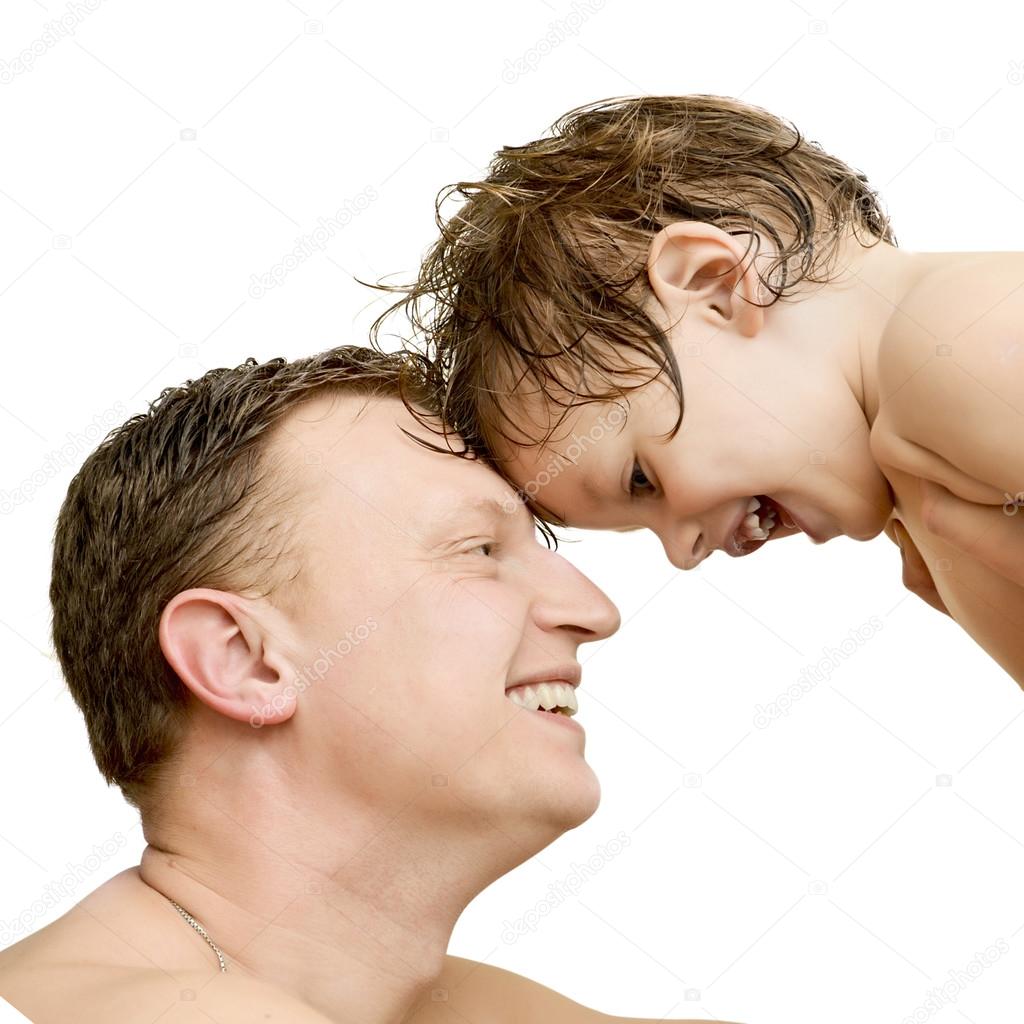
left=1, top=1, right=1023, bottom=1022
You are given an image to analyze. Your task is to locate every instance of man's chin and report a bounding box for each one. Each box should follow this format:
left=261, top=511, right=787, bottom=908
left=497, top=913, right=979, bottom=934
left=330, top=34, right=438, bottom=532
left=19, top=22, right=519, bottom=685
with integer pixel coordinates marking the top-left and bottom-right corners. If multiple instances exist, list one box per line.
left=532, top=764, right=601, bottom=834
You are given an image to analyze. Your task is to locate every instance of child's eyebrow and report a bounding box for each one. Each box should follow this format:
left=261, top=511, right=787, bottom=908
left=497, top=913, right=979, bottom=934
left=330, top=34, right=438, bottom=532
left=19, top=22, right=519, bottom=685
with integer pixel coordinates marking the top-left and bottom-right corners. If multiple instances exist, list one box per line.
left=581, top=460, right=625, bottom=503
left=580, top=474, right=605, bottom=502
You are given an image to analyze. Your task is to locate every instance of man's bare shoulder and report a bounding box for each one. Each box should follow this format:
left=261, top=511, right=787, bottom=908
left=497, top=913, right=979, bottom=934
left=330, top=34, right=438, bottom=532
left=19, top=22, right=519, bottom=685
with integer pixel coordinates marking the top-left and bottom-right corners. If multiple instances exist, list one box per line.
left=0, top=928, right=331, bottom=1024
left=0, top=957, right=333, bottom=1024
left=412, top=954, right=740, bottom=1024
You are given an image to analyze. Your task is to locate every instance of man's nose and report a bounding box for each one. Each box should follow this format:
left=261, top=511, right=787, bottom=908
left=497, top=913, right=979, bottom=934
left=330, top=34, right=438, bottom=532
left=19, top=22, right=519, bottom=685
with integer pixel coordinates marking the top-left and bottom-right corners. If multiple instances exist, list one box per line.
left=532, top=551, right=621, bottom=642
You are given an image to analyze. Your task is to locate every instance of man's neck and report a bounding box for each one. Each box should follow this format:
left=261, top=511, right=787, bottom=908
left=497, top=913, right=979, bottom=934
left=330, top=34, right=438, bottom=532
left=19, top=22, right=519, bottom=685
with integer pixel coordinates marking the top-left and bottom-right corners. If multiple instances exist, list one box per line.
left=137, top=786, right=526, bottom=1023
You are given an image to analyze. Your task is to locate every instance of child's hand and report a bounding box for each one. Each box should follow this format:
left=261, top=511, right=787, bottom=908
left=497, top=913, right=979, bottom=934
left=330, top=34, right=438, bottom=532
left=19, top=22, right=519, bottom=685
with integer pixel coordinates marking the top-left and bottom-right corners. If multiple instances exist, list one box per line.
left=886, top=518, right=951, bottom=616
left=919, top=480, right=1024, bottom=588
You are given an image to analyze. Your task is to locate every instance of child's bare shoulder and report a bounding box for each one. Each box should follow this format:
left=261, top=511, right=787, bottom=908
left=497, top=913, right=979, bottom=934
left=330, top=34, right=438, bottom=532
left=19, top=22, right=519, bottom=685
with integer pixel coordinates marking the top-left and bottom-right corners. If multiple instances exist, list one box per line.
left=878, top=253, right=1023, bottom=388
left=871, top=253, right=1024, bottom=498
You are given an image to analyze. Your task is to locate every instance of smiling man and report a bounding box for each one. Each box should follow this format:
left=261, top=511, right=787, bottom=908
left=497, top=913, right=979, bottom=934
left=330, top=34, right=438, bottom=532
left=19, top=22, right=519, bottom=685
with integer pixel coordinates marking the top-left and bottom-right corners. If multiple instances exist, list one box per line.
left=0, top=347, right=734, bottom=1024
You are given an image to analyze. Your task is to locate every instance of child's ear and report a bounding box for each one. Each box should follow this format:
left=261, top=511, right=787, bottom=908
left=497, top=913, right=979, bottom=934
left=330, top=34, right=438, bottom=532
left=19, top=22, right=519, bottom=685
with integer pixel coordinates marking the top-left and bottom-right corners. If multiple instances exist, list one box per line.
left=646, top=221, right=765, bottom=338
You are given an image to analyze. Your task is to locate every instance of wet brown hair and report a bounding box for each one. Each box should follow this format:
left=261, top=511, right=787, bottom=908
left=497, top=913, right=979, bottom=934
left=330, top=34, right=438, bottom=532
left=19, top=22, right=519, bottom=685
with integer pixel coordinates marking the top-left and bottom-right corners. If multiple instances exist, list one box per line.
left=373, top=94, right=895, bottom=491
left=49, top=346, right=436, bottom=815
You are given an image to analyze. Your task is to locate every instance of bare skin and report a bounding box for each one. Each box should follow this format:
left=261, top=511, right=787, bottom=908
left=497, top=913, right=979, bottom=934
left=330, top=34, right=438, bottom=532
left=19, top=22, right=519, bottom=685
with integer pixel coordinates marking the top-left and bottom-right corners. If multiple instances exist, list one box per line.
left=496, top=225, right=1024, bottom=686
left=0, top=396, right=728, bottom=1024
left=0, top=869, right=708, bottom=1024
left=870, top=252, right=1024, bottom=681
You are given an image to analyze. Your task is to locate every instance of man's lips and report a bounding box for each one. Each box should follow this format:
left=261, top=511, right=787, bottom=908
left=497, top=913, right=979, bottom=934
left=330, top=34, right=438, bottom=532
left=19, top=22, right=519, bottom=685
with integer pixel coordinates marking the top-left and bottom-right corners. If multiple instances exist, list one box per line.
left=505, top=663, right=582, bottom=692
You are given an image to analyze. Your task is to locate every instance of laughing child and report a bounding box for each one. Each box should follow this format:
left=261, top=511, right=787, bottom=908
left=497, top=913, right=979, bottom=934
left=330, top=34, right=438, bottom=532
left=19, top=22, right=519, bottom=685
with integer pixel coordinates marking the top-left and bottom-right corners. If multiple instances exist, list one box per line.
left=379, top=95, right=1024, bottom=685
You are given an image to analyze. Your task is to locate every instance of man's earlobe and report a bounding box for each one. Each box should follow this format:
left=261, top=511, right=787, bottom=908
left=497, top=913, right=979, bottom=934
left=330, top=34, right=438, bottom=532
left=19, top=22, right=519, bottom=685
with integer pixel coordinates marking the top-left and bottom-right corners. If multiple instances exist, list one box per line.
left=159, top=588, right=299, bottom=729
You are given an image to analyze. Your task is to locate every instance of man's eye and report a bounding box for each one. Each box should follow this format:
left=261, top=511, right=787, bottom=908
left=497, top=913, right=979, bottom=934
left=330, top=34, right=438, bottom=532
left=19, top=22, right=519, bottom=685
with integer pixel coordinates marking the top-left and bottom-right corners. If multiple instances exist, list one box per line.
left=629, top=460, right=655, bottom=497
left=466, top=541, right=495, bottom=557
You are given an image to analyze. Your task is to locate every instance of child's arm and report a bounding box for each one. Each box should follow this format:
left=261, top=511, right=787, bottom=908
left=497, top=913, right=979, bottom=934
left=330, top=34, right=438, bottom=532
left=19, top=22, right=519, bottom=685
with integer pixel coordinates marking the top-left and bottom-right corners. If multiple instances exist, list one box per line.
left=886, top=517, right=950, bottom=615
left=919, top=480, right=1024, bottom=589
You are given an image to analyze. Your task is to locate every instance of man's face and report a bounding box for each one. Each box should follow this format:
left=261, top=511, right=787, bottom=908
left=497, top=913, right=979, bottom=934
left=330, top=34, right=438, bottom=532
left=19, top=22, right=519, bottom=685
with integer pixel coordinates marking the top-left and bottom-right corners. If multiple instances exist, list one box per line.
left=496, top=322, right=894, bottom=569
left=269, top=394, right=619, bottom=847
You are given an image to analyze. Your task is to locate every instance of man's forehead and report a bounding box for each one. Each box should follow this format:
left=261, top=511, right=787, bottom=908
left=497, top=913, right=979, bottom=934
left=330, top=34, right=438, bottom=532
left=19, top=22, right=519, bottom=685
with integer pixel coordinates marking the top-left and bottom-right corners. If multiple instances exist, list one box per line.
left=279, top=392, right=526, bottom=534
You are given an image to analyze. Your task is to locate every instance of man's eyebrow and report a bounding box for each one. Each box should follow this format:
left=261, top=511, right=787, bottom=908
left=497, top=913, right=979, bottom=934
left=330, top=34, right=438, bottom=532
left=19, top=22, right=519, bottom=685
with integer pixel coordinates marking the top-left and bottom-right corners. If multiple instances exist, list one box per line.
left=424, top=495, right=517, bottom=530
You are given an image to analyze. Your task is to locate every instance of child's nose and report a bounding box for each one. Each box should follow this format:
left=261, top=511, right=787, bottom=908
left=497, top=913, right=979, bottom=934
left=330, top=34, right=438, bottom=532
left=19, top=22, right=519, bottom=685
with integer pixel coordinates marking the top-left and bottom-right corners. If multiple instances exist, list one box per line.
left=658, top=525, right=705, bottom=569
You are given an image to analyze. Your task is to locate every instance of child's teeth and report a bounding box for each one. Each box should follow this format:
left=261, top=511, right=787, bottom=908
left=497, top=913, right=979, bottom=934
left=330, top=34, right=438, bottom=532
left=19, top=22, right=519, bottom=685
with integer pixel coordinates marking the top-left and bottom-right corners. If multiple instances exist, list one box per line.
left=743, top=513, right=760, bottom=529
left=746, top=497, right=761, bottom=513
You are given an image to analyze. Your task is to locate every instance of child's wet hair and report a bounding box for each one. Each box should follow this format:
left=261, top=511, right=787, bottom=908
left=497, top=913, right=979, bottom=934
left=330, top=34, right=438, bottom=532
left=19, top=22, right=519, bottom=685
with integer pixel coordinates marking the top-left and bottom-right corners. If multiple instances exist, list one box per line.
left=373, top=94, right=895, bottom=469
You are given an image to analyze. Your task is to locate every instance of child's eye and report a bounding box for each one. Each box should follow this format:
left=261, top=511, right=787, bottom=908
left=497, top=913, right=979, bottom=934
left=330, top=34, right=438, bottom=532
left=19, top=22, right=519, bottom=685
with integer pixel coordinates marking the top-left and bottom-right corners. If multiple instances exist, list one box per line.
left=629, top=460, right=655, bottom=497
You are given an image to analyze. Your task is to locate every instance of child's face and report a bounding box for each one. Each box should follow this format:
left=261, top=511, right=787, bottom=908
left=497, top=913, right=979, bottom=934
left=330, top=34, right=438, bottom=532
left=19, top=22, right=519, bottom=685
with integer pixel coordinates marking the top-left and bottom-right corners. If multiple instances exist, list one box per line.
left=496, top=321, right=895, bottom=568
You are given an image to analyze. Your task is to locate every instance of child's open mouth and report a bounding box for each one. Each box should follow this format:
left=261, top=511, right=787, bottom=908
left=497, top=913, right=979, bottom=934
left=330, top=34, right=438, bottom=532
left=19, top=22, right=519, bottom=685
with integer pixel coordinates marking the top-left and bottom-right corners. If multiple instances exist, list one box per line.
left=730, top=495, right=801, bottom=555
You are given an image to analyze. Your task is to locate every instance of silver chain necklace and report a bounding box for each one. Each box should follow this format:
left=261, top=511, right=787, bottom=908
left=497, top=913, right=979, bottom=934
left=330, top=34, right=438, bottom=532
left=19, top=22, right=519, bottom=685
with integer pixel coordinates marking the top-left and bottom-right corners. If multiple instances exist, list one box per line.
left=167, top=897, right=228, bottom=973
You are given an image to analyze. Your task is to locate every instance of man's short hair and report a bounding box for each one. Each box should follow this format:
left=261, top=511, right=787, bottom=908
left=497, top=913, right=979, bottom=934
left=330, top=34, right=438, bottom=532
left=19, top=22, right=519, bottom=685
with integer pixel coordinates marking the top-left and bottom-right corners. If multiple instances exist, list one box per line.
left=49, top=346, right=434, bottom=816
left=374, top=94, right=896, bottom=459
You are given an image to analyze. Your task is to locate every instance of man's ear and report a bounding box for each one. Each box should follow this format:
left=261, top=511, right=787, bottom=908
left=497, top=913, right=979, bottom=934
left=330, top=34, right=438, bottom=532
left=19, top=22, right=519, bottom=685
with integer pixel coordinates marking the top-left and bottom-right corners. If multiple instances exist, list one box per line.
left=647, top=221, right=765, bottom=338
left=159, top=588, right=298, bottom=729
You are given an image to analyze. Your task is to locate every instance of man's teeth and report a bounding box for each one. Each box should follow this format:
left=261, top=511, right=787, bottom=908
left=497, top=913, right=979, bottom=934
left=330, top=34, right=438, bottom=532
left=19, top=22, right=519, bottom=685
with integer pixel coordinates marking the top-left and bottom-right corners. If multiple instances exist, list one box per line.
left=505, top=681, right=578, bottom=717
left=737, top=496, right=778, bottom=543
